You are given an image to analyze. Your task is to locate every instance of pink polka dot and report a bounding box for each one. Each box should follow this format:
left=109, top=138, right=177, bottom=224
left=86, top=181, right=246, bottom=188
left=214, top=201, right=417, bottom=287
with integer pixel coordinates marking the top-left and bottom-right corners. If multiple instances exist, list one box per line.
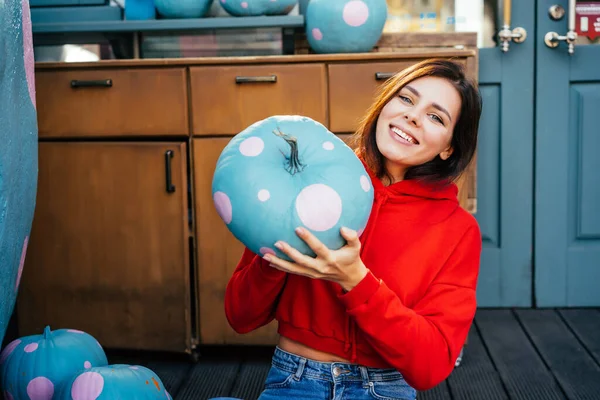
left=260, top=247, right=276, bottom=256
left=67, top=329, right=85, bottom=334
left=295, top=184, right=342, bottom=232
left=27, top=377, right=54, bottom=400
left=322, top=141, right=334, bottom=150
left=239, top=136, right=264, bottom=156
left=4, top=391, right=14, bottom=400
left=220, top=0, right=225, bottom=2
left=312, top=28, right=323, bottom=41
left=84, top=361, right=92, bottom=369
left=24, top=343, right=38, bottom=353
left=360, top=175, right=371, bottom=192
left=129, top=366, right=139, bottom=370
left=71, top=372, right=104, bottom=400
left=343, top=0, right=369, bottom=27
left=213, top=191, right=233, bottom=224
left=241, top=1, right=248, bottom=8
left=21, top=0, right=35, bottom=109
left=15, top=236, right=29, bottom=291
left=0, top=339, right=21, bottom=364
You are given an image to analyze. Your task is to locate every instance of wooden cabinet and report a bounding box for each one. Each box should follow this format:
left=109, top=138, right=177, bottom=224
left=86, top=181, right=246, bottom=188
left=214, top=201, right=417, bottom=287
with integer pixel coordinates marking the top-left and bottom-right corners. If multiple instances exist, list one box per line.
left=18, top=142, right=192, bottom=352
left=22, top=49, right=478, bottom=351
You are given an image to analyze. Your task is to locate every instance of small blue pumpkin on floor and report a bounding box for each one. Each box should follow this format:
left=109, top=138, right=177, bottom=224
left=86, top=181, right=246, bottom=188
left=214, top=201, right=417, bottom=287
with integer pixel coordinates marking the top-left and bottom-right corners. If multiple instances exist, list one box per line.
left=305, top=0, right=388, bottom=53
left=56, top=364, right=171, bottom=400
left=0, top=326, right=108, bottom=400
left=218, top=0, right=297, bottom=16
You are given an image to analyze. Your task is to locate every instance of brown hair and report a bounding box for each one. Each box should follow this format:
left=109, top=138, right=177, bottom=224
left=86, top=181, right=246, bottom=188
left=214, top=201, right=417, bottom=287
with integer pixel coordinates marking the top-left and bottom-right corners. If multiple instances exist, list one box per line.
left=349, top=58, right=482, bottom=184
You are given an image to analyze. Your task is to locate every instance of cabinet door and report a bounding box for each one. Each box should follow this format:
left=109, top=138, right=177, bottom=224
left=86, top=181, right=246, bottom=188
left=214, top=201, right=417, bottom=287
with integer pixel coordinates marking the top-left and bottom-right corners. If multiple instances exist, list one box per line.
left=18, top=142, right=191, bottom=353
left=193, top=138, right=279, bottom=345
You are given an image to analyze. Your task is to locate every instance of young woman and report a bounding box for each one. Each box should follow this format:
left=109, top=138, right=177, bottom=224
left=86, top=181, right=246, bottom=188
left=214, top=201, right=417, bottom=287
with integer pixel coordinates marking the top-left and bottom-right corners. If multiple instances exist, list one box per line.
left=224, top=58, right=483, bottom=400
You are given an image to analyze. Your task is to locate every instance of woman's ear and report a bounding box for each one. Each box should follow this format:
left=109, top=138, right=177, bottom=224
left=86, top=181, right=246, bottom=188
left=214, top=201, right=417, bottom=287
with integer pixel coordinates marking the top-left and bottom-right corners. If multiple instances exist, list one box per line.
left=440, top=146, right=454, bottom=161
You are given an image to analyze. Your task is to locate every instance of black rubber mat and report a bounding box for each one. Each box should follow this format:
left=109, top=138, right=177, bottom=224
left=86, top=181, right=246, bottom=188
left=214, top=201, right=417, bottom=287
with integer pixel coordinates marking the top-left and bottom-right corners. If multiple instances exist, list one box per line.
left=476, top=309, right=565, bottom=400
left=146, top=360, right=193, bottom=397
left=176, top=359, right=241, bottom=400
left=516, top=309, right=600, bottom=400
left=229, top=360, right=272, bottom=400
left=446, top=328, right=509, bottom=400
left=418, top=381, right=451, bottom=400
left=558, top=308, right=600, bottom=365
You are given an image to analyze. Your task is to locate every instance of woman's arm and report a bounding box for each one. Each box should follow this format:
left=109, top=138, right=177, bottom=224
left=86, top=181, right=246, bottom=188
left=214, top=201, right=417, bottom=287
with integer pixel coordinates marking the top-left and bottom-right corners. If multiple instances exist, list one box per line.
left=224, top=247, right=287, bottom=333
left=339, top=225, right=481, bottom=391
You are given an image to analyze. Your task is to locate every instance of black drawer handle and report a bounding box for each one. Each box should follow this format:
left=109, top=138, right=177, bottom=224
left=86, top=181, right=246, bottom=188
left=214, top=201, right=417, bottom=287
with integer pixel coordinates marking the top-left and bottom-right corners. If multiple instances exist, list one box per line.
left=235, top=75, right=277, bottom=84
left=165, top=150, right=175, bottom=193
left=374, top=72, right=394, bottom=81
left=70, top=79, right=113, bottom=88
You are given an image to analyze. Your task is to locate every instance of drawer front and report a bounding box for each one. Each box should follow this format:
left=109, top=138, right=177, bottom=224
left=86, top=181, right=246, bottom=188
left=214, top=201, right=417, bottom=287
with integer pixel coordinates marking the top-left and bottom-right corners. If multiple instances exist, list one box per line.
left=190, top=64, right=327, bottom=135
left=328, top=60, right=467, bottom=133
left=36, top=68, right=188, bottom=137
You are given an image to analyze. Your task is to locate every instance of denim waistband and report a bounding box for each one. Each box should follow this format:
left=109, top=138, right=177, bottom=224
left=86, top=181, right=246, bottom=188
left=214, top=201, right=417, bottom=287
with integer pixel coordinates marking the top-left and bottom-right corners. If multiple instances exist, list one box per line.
left=271, top=346, right=405, bottom=384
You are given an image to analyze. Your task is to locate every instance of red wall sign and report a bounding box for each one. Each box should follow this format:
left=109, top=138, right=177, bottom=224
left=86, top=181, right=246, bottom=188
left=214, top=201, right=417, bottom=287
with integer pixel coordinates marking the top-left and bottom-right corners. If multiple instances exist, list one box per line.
left=575, top=2, right=600, bottom=39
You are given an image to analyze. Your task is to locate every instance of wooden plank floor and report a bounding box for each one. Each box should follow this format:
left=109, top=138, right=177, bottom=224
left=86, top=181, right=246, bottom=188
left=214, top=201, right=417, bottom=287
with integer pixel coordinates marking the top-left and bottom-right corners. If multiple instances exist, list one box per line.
left=106, top=309, right=600, bottom=400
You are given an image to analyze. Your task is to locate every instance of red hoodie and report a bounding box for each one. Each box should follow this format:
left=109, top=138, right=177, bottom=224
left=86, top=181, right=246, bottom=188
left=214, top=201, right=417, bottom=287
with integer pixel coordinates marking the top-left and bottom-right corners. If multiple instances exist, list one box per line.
left=224, top=161, right=482, bottom=391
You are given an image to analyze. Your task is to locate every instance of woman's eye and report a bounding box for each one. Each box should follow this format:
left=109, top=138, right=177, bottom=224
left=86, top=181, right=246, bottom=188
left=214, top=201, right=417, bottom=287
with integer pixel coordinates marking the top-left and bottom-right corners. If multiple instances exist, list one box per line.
left=399, top=95, right=412, bottom=104
left=429, top=114, right=444, bottom=124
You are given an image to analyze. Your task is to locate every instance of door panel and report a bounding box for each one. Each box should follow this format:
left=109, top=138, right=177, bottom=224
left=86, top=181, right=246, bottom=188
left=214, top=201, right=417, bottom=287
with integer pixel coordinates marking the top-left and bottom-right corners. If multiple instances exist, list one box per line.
left=535, top=0, right=600, bottom=306
left=474, top=0, right=535, bottom=307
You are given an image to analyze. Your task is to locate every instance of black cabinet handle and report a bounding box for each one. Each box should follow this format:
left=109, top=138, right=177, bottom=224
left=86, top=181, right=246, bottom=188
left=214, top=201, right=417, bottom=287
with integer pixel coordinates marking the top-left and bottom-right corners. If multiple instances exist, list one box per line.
left=235, top=75, right=277, bottom=84
left=70, top=79, right=113, bottom=88
left=374, top=72, right=394, bottom=81
left=165, top=150, right=175, bottom=193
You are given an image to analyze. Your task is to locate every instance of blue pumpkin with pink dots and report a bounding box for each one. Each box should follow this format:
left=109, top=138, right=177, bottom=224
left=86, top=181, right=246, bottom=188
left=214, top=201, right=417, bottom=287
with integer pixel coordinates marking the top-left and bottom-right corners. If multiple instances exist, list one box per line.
left=0, top=326, right=108, bottom=400
left=56, top=364, right=171, bottom=400
left=219, top=0, right=297, bottom=16
left=0, top=0, right=38, bottom=349
left=212, top=115, right=374, bottom=261
left=305, top=0, right=388, bottom=53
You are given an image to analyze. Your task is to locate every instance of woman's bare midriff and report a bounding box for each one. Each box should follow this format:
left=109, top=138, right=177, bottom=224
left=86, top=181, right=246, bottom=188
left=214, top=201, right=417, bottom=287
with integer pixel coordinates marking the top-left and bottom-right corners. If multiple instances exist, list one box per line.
left=277, top=336, right=352, bottom=363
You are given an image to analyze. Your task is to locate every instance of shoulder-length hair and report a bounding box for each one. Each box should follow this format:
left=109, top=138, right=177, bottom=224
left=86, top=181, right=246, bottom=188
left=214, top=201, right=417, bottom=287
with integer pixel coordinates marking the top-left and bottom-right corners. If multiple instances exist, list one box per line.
left=349, top=58, right=482, bottom=184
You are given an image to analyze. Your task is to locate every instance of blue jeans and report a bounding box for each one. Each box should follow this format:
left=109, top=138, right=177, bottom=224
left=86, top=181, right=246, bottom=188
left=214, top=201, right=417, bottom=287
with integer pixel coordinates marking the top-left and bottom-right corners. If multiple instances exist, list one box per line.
left=257, top=347, right=417, bottom=400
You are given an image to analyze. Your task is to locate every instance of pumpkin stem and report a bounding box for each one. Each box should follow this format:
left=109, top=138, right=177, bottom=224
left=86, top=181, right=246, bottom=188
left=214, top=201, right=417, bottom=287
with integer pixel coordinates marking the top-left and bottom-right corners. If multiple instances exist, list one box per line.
left=273, top=128, right=305, bottom=175
left=43, top=326, right=52, bottom=339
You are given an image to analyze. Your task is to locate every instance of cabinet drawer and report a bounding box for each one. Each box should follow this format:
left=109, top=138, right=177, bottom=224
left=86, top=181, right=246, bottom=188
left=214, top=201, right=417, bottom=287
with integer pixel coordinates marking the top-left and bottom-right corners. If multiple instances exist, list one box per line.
left=36, top=68, right=188, bottom=137
left=190, top=64, right=327, bottom=135
left=328, top=60, right=465, bottom=133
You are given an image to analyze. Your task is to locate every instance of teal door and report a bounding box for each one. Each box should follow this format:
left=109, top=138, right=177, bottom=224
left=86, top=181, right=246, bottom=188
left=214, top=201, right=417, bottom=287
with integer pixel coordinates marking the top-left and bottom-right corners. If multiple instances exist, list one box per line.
left=535, top=0, right=600, bottom=306
left=475, top=1, right=535, bottom=307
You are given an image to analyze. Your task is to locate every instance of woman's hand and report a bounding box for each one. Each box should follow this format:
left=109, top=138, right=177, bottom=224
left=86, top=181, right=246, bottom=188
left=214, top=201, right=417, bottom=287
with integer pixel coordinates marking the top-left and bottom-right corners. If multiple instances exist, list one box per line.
left=263, top=227, right=368, bottom=292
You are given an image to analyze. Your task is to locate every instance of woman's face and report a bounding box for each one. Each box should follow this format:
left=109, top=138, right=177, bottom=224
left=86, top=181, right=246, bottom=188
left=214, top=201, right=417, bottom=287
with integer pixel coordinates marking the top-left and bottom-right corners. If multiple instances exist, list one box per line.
left=375, top=76, right=462, bottom=182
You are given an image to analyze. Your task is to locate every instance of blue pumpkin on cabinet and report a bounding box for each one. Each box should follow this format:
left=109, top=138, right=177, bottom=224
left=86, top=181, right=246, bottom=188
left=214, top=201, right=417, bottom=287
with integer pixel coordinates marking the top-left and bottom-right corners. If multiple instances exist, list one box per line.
left=0, top=326, right=108, bottom=400
left=211, top=115, right=374, bottom=261
left=305, top=0, right=388, bottom=53
left=56, top=364, right=171, bottom=400
left=218, top=0, right=297, bottom=16
left=154, top=0, right=214, bottom=18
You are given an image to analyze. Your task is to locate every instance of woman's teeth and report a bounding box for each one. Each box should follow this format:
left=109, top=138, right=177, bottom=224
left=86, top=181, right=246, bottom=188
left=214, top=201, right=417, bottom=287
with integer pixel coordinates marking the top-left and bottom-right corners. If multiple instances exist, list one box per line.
left=391, top=126, right=418, bottom=144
